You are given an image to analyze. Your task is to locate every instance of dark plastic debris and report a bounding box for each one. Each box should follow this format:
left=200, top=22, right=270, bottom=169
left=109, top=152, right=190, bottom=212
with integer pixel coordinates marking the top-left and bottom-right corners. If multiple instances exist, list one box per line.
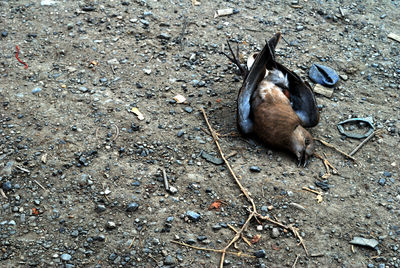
left=309, top=63, right=339, bottom=87
left=337, top=117, right=374, bottom=139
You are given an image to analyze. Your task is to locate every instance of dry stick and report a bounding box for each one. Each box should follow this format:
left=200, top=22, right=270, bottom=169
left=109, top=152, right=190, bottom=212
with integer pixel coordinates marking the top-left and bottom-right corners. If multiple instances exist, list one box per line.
left=292, top=255, right=300, bottom=268
left=315, top=138, right=356, bottom=161
left=162, top=169, right=169, bottom=191
left=111, top=124, right=119, bottom=142
left=34, top=180, right=47, bottom=191
left=199, top=108, right=308, bottom=266
left=349, top=130, right=383, bottom=156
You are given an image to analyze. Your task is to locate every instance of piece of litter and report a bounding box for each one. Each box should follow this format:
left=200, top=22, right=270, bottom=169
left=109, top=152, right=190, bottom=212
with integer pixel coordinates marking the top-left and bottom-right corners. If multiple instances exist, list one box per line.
left=314, top=84, right=334, bottom=98
left=349, top=237, right=379, bottom=249
left=214, top=8, right=234, bottom=18
left=388, top=33, right=400, bottom=43
left=173, top=94, right=186, bottom=104
left=131, top=107, right=145, bottom=120
left=309, top=63, right=339, bottom=87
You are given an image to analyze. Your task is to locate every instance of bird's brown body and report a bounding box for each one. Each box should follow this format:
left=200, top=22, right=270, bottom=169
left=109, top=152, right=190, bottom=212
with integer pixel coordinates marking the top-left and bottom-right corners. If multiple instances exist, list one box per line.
left=224, top=33, right=319, bottom=165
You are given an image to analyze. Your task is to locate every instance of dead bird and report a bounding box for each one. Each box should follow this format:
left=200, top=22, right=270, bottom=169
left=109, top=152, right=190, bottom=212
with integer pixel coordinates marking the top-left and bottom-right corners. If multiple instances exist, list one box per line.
left=223, top=32, right=319, bottom=166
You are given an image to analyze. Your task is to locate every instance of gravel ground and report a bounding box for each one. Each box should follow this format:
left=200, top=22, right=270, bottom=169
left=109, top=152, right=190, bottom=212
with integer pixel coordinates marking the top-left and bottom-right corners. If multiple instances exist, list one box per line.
left=1, top=0, right=400, bottom=267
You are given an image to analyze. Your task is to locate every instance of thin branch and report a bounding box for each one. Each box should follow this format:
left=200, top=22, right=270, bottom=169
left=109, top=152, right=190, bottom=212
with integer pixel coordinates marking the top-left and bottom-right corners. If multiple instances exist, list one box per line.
left=349, top=130, right=383, bottom=156
left=315, top=138, right=356, bottom=161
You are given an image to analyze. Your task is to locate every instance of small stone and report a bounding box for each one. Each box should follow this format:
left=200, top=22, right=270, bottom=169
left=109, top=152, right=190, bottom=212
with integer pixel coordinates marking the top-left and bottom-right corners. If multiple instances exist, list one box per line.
left=32, top=87, right=42, bottom=94
left=254, top=249, right=266, bottom=258
left=126, top=202, right=139, bottom=212
left=158, top=33, right=171, bottom=40
left=2, top=181, right=12, bottom=191
left=296, top=25, right=304, bottom=31
left=164, top=255, right=175, bottom=265
left=177, top=130, right=184, bottom=137
left=186, top=211, right=200, bottom=222
left=1, top=31, right=8, bottom=37
left=106, top=221, right=116, bottom=229
left=143, top=69, right=152, bottom=75
left=78, top=87, right=88, bottom=93
left=61, top=253, right=72, bottom=261
left=249, top=166, right=261, bottom=172
left=378, top=178, right=386, bottom=186
left=383, top=171, right=391, bottom=177
left=212, top=224, right=221, bottom=230
left=271, top=228, right=280, bottom=238
left=41, top=0, right=57, bottom=6
left=184, top=107, right=193, bottom=113
left=82, top=6, right=95, bottom=12
left=95, top=204, right=106, bottom=213
left=107, top=58, right=119, bottom=65
left=168, top=186, right=178, bottom=194
left=340, top=74, right=348, bottom=81
left=256, top=225, right=263, bottom=231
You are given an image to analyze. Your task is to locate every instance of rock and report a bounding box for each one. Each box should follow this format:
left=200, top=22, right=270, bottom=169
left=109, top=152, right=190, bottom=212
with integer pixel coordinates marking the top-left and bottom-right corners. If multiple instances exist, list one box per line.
left=126, top=202, right=139, bottom=212
left=349, top=237, right=379, bottom=249
left=41, top=0, right=57, bottom=6
left=314, top=84, right=334, bottom=98
left=95, top=204, right=106, bottom=213
left=2, top=181, right=12, bottom=191
left=271, top=228, right=280, bottom=238
left=106, top=221, right=116, bottom=230
left=164, top=255, right=175, bottom=265
left=378, top=178, right=386, bottom=186
left=186, top=211, right=200, bottom=222
left=183, top=107, right=193, bottom=113
left=32, top=87, right=42, bottom=94
left=1, top=31, right=8, bottom=37
left=249, top=166, right=261, bottom=172
left=340, top=74, right=348, bottom=81
left=158, top=33, right=171, bottom=40
left=254, top=249, right=266, bottom=258
left=61, top=253, right=72, bottom=261
left=201, top=151, right=223, bottom=165
left=107, top=58, right=119, bottom=65
left=78, top=87, right=88, bottom=93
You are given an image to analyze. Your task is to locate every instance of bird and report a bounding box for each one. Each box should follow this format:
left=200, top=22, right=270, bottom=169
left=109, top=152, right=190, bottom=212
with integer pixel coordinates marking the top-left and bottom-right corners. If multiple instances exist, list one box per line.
left=223, top=33, right=319, bottom=166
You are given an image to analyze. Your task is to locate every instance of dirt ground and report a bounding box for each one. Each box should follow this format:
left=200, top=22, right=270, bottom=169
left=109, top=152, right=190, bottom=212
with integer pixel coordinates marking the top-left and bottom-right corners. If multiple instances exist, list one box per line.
left=1, top=0, right=400, bottom=267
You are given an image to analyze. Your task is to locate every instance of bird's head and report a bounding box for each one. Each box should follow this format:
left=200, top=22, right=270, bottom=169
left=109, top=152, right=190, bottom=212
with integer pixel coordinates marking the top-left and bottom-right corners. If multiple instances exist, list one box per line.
left=290, top=125, right=314, bottom=167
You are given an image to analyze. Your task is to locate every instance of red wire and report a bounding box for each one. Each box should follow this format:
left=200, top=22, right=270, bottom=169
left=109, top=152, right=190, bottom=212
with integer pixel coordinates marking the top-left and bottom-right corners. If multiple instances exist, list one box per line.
left=15, top=45, right=28, bottom=69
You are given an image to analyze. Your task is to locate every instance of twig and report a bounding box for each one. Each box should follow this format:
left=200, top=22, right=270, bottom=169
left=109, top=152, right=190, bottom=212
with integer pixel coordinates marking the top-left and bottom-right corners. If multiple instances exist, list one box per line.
left=292, top=255, right=300, bottom=268
left=195, top=108, right=308, bottom=266
left=171, top=241, right=255, bottom=258
left=128, top=237, right=136, bottom=249
left=111, top=124, right=119, bottom=142
left=315, top=138, right=356, bottom=161
left=162, top=169, right=169, bottom=191
left=349, top=130, right=383, bottom=156
left=16, top=165, right=30, bottom=173
left=34, top=180, right=46, bottom=191
left=0, top=188, right=7, bottom=199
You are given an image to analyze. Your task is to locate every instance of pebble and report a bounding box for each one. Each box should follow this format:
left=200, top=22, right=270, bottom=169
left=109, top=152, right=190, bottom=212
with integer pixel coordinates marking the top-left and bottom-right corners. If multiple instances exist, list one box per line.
left=32, top=87, right=42, bottom=94
left=61, top=253, right=72, bottom=261
left=254, top=249, right=266, bottom=258
left=41, top=0, right=57, bottom=6
left=184, top=107, right=193, bottom=113
left=95, top=204, right=106, bottom=213
left=177, top=130, right=184, bottom=137
left=249, top=166, right=261, bottom=172
left=271, top=228, right=280, bottom=238
left=379, top=178, right=386, bottom=186
left=2, top=181, right=12, bottom=191
left=158, top=33, right=171, bottom=40
left=186, top=211, right=201, bottom=221
left=1, top=31, right=8, bottom=37
left=126, top=202, right=139, bottom=212
left=106, top=221, right=116, bottom=229
left=79, top=87, right=88, bottom=93
left=164, top=255, right=176, bottom=265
